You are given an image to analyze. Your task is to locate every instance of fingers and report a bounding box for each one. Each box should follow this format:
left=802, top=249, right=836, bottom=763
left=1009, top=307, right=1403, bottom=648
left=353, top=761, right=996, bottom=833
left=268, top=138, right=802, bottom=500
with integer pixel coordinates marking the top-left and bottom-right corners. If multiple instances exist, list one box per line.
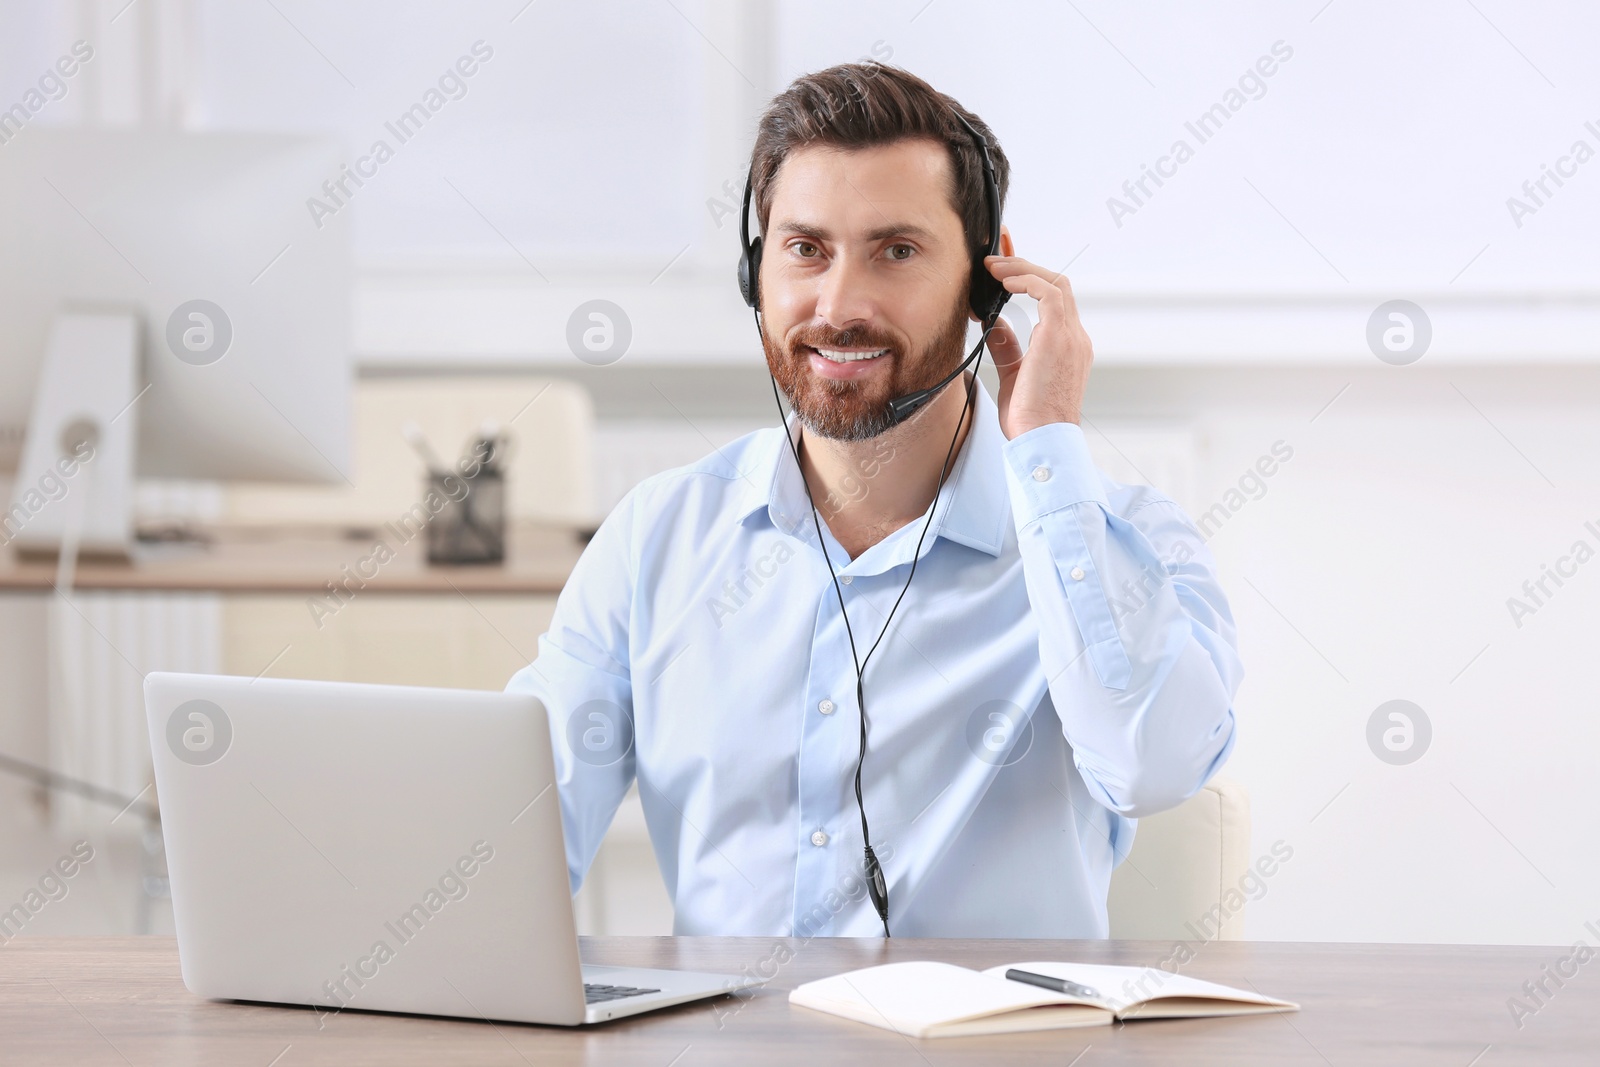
left=996, top=272, right=1093, bottom=367
left=985, top=254, right=1079, bottom=317
left=1001, top=272, right=1067, bottom=314
left=983, top=254, right=1053, bottom=279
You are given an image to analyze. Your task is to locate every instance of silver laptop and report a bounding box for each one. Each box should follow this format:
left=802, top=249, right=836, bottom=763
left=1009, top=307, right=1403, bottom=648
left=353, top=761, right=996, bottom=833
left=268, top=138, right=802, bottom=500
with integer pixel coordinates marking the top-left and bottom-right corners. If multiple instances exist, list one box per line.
left=144, top=672, right=756, bottom=1025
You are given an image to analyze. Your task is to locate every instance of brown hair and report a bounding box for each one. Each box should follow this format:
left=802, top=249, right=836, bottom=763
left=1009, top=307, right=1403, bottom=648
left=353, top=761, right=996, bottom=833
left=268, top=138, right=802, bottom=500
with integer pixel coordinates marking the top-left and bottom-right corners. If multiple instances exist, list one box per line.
left=750, top=63, right=1009, bottom=258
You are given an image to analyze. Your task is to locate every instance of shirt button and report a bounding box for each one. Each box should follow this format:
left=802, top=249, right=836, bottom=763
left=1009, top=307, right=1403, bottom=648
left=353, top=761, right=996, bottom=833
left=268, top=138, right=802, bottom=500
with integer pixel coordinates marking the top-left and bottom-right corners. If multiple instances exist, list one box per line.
left=840, top=575, right=852, bottom=585
left=1031, top=465, right=1051, bottom=482
left=1070, top=566, right=1086, bottom=581
left=818, top=699, right=836, bottom=715
left=811, top=830, right=829, bottom=847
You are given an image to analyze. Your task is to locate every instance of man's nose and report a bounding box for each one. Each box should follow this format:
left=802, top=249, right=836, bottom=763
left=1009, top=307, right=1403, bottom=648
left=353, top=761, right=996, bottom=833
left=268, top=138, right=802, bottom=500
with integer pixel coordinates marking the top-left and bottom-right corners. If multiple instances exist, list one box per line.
left=813, top=251, right=876, bottom=328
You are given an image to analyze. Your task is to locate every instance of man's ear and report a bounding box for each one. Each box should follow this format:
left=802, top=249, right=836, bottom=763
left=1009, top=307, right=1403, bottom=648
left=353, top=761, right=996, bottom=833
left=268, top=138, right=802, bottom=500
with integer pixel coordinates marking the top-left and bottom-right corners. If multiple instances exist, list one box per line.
left=998, top=225, right=1015, bottom=257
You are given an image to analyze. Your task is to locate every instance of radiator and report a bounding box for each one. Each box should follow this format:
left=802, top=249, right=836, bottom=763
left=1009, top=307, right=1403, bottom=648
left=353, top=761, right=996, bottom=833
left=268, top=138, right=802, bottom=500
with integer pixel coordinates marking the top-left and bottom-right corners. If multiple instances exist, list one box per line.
left=47, top=481, right=225, bottom=834
left=48, top=590, right=222, bottom=834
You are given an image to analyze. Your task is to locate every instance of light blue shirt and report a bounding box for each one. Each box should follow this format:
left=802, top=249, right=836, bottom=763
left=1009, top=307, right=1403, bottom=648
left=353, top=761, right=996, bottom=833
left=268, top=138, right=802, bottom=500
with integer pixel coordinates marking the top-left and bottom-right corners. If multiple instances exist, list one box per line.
left=507, top=379, right=1240, bottom=937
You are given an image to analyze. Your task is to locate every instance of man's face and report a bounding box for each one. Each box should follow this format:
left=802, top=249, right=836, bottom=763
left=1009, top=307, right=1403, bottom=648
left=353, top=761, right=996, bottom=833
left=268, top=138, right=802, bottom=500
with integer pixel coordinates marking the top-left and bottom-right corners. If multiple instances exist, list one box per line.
left=760, top=139, right=973, bottom=441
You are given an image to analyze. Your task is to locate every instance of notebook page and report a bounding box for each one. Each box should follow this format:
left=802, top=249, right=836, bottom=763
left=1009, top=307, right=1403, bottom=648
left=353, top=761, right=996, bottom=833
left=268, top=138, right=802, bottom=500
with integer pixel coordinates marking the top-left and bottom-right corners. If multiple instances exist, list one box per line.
left=982, top=961, right=1298, bottom=1015
left=790, top=961, right=1106, bottom=1038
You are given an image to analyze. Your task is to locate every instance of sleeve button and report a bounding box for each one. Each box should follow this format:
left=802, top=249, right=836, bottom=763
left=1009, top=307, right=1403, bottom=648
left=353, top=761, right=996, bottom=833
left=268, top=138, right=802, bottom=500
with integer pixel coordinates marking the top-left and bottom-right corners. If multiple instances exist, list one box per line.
left=1031, top=465, right=1051, bottom=482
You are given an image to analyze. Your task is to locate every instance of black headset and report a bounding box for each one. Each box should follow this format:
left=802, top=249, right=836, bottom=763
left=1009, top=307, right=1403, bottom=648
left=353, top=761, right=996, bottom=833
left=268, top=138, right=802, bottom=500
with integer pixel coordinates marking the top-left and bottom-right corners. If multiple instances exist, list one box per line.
left=738, top=106, right=1008, bottom=936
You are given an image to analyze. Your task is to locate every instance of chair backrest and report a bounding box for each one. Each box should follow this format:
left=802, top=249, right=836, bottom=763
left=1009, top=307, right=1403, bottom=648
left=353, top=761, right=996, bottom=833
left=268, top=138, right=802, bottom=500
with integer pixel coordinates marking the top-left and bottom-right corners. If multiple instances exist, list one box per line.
left=226, top=376, right=595, bottom=527
left=1107, top=776, right=1251, bottom=940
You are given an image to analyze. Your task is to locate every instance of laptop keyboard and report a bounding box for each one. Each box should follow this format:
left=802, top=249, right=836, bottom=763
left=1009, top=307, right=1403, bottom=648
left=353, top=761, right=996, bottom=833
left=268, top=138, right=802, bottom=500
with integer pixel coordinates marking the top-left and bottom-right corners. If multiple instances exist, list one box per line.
left=584, top=983, right=661, bottom=1004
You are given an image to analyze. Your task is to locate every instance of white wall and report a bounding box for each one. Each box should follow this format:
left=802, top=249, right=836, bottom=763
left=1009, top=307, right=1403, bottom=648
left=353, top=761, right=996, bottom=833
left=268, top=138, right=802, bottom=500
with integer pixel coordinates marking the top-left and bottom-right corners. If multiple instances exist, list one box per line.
left=1089, top=365, right=1600, bottom=945
left=779, top=0, right=1600, bottom=293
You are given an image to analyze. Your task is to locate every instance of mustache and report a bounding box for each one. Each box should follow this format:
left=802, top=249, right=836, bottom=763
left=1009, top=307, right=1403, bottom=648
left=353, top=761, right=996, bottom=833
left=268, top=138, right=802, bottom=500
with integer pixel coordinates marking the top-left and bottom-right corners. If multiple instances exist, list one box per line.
left=788, top=325, right=902, bottom=355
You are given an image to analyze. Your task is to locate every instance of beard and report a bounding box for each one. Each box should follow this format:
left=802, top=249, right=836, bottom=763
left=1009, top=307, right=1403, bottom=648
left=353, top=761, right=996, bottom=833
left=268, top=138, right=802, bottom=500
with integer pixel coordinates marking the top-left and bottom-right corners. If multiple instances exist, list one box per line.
left=764, top=298, right=972, bottom=442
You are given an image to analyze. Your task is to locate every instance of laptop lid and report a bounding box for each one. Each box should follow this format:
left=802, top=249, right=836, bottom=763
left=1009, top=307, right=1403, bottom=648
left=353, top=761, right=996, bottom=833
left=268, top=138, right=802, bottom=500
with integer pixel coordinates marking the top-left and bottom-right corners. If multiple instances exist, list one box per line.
left=144, top=672, right=588, bottom=1026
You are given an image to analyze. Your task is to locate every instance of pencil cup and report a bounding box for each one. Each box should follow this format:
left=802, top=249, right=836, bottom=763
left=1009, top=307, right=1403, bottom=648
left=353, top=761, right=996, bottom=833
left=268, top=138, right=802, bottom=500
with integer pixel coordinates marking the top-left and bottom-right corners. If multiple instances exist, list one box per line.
left=426, top=469, right=505, bottom=564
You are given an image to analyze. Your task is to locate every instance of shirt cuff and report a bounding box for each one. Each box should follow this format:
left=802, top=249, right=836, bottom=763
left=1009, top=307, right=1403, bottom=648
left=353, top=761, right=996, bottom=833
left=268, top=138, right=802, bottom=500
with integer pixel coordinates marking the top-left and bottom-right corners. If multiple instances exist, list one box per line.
left=1002, top=421, right=1110, bottom=527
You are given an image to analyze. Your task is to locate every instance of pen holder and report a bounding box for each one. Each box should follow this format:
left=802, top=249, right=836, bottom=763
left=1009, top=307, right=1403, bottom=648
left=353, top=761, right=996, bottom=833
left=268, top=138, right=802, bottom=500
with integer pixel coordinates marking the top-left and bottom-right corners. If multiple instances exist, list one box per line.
left=425, top=468, right=505, bottom=565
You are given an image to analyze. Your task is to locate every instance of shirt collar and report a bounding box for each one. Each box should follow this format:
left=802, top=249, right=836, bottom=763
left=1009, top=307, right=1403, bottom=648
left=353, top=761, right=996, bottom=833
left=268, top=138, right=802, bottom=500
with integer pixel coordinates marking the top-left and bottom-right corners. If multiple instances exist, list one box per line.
left=732, top=377, right=1009, bottom=560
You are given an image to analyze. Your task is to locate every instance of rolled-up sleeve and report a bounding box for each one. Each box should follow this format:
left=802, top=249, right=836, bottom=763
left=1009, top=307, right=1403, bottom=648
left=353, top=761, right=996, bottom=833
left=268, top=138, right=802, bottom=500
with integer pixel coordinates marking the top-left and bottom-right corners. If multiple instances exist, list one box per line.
left=1003, top=421, right=1241, bottom=818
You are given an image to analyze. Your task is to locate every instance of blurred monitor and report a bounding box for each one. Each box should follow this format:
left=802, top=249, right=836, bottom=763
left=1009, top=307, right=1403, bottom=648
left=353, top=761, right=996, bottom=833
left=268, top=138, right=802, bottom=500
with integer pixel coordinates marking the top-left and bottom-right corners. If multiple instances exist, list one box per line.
left=0, top=130, right=350, bottom=554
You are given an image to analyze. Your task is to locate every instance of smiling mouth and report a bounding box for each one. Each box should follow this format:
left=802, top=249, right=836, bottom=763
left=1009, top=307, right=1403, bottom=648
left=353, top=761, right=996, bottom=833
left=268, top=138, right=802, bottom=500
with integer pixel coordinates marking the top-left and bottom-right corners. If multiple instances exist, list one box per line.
left=806, top=346, right=889, bottom=363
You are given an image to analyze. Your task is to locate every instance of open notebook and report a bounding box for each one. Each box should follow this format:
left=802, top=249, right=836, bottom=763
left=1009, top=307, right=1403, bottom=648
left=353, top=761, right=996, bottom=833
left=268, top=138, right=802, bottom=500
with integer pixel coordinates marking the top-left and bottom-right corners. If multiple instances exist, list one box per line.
left=789, top=960, right=1298, bottom=1039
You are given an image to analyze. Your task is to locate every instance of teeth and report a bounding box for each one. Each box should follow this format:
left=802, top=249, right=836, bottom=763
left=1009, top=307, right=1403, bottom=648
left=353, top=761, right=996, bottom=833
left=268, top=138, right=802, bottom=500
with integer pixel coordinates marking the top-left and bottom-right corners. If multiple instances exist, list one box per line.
left=813, top=347, right=888, bottom=363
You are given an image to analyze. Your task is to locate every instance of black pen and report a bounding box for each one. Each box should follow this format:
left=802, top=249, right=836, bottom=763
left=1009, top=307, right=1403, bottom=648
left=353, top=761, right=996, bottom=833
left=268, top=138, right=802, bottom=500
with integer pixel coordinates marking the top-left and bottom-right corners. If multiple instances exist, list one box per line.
left=1004, top=968, right=1101, bottom=1000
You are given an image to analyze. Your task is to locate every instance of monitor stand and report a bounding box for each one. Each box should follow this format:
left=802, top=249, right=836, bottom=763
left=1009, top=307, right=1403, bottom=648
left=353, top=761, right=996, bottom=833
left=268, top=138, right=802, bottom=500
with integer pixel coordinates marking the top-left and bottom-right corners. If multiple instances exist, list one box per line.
left=5, top=312, right=141, bottom=563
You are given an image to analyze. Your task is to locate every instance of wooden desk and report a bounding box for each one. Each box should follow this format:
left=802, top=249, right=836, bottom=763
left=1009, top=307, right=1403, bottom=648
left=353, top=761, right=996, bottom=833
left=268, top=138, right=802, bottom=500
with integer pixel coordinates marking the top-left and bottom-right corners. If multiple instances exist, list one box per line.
left=2, top=936, right=1590, bottom=1064
left=0, top=521, right=587, bottom=595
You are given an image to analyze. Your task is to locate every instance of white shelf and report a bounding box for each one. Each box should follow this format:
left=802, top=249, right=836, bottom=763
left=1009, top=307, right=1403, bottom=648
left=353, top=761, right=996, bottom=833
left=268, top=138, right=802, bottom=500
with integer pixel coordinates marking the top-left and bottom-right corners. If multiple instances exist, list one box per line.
left=355, top=274, right=1600, bottom=367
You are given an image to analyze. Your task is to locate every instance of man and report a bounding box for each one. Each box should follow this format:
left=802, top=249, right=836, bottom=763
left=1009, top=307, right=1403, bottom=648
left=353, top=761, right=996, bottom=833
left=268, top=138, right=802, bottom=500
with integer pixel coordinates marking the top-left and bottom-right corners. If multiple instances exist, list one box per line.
left=508, top=63, right=1240, bottom=938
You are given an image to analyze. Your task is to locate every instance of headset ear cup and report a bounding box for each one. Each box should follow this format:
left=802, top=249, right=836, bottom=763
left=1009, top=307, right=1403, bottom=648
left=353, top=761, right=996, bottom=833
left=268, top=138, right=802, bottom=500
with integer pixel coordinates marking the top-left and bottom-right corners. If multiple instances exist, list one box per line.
left=739, top=236, right=764, bottom=309
left=969, top=261, right=1007, bottom=321
left=750, top=236, right=763, bottom=309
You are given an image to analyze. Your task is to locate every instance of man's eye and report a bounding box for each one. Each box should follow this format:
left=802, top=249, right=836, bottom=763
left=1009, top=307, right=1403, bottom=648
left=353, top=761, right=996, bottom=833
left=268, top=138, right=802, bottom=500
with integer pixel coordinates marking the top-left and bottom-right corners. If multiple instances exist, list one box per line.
left=792, top=241, right=819, bottom=258
left=886, top=244, right=915, bottom=261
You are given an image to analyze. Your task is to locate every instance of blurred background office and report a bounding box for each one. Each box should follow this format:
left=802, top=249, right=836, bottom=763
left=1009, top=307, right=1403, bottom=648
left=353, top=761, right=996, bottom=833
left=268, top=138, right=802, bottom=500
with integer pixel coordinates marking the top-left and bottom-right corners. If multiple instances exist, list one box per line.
left=1, top=0, right=1597, bottom=949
